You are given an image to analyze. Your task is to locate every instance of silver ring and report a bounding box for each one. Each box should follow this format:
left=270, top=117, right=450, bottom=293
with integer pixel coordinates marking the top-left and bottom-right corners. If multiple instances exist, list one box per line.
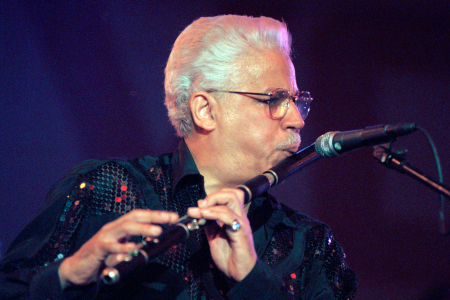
left=229, top=220, right=241, bottom=232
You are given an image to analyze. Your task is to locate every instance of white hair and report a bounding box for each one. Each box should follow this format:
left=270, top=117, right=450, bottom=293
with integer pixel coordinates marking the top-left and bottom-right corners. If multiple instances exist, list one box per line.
left=164, top=15, right=292, bottom=137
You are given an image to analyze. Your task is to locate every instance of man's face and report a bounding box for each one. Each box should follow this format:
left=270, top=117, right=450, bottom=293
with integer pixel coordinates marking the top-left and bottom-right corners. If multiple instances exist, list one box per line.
left=215, top=51, right=305, bottom=182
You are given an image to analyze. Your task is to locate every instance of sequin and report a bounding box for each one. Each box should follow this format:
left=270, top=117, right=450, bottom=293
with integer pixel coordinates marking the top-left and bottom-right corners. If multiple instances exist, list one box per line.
left=1, top=161, right=149, bottom=283
left=2, top=156, right=356, bottom=299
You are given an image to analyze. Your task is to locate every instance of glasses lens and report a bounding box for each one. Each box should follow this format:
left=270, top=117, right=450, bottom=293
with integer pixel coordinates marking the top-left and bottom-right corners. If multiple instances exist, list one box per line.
left=269, top=89, right=290, bottom=119
left=296, top=91, right=312, bottom=119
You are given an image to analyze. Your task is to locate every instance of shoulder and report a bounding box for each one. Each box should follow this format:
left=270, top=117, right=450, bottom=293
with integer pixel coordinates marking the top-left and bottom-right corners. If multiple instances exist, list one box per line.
left=278, top=202, right=330, bottom=232
left=276, top=202, right=341, bottom=254
left=278, top=203, right=347, bottom=264
left=57, top=152, right=173, bottom=187
left=273, top=202, right=357, bottom=298
left=40, top=153, right=173, bottom=212
left=65, top=155, right=159, bottom=178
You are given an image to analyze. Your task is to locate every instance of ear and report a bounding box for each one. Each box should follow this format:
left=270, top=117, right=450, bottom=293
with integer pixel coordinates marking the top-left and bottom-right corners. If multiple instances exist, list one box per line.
left=190, top=91, right=217, bottom=133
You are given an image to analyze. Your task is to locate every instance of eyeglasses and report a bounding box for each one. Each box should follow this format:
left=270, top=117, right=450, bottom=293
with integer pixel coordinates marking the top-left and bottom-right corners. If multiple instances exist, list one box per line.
left=210, top=88, right=312, bottom=120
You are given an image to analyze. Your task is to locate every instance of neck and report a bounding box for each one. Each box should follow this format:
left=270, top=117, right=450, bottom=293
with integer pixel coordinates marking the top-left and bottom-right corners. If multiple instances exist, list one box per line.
left=185, top=137, right=243, bottom=195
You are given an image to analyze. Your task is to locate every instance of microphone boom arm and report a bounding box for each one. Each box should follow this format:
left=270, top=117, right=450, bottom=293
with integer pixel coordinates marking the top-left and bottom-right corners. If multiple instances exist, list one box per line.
left=100, top=124, right=419, bottom=284
left=374, top=146, right=450, bottom=199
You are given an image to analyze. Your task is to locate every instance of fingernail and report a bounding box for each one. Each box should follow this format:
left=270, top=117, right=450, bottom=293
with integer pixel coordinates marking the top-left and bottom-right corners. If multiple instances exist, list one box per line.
left=123, top=254, right=133, bottom=262
left=188, top=207, right=199, bottom=213
left=126, top=244, right=137, bottom=252
left=116, top=254, right=125, bottom=262
left=198, top=200, right=205, bottom=207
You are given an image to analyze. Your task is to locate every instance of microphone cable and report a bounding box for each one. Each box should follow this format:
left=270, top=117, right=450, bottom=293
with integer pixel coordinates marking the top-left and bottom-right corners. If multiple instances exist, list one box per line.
left=416, top=126, right=447, bottom=235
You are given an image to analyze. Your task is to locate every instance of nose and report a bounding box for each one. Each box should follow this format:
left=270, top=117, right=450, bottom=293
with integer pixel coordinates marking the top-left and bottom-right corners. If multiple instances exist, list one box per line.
left=281, top=99, right=305, bottom=130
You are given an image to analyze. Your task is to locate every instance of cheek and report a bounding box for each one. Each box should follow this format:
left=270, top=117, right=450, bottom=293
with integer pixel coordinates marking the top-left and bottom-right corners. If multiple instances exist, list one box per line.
left=244, top=123, right=279, bottom=156
left=224, top=107, right=240, bottom=123
left=222, top=106, right=279, bottom=155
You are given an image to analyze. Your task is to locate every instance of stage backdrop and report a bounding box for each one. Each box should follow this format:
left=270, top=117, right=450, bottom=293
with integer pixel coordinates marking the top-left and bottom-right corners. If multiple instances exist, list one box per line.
left=1, top=1, right=449, bottom=299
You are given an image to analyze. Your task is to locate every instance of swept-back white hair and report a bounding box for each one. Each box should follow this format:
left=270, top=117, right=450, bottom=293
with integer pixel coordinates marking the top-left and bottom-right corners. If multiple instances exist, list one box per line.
left=164, top=15, right=292, bottom=137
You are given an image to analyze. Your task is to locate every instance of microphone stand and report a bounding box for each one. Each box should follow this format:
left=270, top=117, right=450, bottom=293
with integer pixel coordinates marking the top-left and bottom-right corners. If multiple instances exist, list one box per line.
left=373, top=146, right=450, bottom=200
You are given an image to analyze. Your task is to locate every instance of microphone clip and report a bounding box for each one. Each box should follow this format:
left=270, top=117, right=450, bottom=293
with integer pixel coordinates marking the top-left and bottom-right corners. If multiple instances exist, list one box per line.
left=373, top=144, right=409, bottom=173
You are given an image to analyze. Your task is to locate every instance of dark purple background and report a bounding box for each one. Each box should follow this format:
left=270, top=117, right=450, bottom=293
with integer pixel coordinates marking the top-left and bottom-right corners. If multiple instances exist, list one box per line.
left=1, top=1, right=449, bottom=299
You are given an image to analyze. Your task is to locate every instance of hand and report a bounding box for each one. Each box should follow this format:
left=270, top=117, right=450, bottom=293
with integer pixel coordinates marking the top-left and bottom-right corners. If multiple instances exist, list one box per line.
left=187, top=188, right=257, bottom=282
left=58, top=209, right=179, bottom=288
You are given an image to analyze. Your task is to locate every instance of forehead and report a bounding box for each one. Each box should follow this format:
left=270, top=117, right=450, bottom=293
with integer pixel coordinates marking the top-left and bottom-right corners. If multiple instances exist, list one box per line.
left=235, top=52, right=298, bottom=93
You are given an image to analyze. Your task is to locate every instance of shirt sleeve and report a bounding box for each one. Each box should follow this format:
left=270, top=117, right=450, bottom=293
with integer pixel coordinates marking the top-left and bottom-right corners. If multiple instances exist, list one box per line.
left=227, top=259, right=290, bottom=300
left=0, top=160, right=150, bottom=300
left=0, top=162, right=85, bottom=299
left=295, top=224, right=357, bottom=299
left=227, top=221, right=357, bottom=300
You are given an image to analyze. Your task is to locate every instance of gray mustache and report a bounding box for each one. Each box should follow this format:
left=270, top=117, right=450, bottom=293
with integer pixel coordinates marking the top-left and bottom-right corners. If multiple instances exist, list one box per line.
left=275, top=131, right=301, bottom=150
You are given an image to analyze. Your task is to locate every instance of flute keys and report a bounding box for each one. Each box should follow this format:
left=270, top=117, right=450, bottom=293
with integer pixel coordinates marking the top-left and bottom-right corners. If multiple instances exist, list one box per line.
left=187, top=218, right=207, bottom=231
left=187, top=219, right=199, bottom=231
left=142, top=237, right=160, bottom=246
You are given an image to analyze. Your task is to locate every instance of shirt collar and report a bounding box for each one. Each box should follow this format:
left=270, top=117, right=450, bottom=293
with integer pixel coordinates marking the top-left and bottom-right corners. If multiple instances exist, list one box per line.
left=171, top=139, right=203, bottom=194
left=169, top=140, right=286, bottom=227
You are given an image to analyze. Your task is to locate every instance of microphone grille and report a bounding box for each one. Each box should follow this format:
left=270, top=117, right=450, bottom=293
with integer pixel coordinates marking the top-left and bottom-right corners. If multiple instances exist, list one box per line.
left=315, top=131, right=339, bottom=157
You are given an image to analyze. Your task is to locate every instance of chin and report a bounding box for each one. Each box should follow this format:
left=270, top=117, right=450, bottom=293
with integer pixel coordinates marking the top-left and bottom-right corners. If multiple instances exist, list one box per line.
left=268, top=151, right=291, bottom=169
left=281, top=150, right=294, bottom=159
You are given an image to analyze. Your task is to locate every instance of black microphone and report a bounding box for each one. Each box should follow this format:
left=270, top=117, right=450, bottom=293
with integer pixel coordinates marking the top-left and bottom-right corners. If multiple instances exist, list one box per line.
left=315, top=123, right=417, bottom=157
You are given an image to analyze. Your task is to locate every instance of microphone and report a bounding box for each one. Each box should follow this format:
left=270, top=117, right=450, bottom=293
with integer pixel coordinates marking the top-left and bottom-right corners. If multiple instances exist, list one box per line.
left=315, top=123, right=417, bottom=157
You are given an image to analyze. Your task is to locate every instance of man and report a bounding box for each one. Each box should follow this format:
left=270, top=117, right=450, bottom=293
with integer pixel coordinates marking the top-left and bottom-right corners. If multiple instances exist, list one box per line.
left=0, top=15, right=357, bottom=299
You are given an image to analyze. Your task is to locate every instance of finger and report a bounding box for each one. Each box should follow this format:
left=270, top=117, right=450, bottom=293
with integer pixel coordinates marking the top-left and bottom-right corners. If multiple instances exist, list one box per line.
left=119, top=209, right=179, bottom=225
left=104, top=252, right=134, bottom=267
left=203, top=218, right=244, bottom=242
left=114, top=220, right=165, bottom=237
left=198, top=189, right=245, bottom=216
left=97, top=222, right=164, bottom=245
left=199, top=188, right=245, bottom=207
left=103, top=235, right=147, bottom=266
left=189, top=205, right=237, bottom=225
left=100, top=241, right=139, bottom=255
left=98, top=210, right=179, bottom=240
left=188, top=206, right=246, bottom=238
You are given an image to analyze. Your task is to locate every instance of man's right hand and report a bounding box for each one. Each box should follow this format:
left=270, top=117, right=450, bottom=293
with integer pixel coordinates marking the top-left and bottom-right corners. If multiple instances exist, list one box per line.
left=58, top=209, right=179, bottom=289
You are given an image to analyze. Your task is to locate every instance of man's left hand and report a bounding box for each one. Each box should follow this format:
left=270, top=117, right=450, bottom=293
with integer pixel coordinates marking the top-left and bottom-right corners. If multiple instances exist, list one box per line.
left=187, top=188, right=257, bottom=281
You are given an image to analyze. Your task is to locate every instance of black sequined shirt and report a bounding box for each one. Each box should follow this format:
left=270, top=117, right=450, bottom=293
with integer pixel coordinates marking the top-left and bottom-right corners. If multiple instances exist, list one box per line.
left=0, top=141, right=357, bottom=299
